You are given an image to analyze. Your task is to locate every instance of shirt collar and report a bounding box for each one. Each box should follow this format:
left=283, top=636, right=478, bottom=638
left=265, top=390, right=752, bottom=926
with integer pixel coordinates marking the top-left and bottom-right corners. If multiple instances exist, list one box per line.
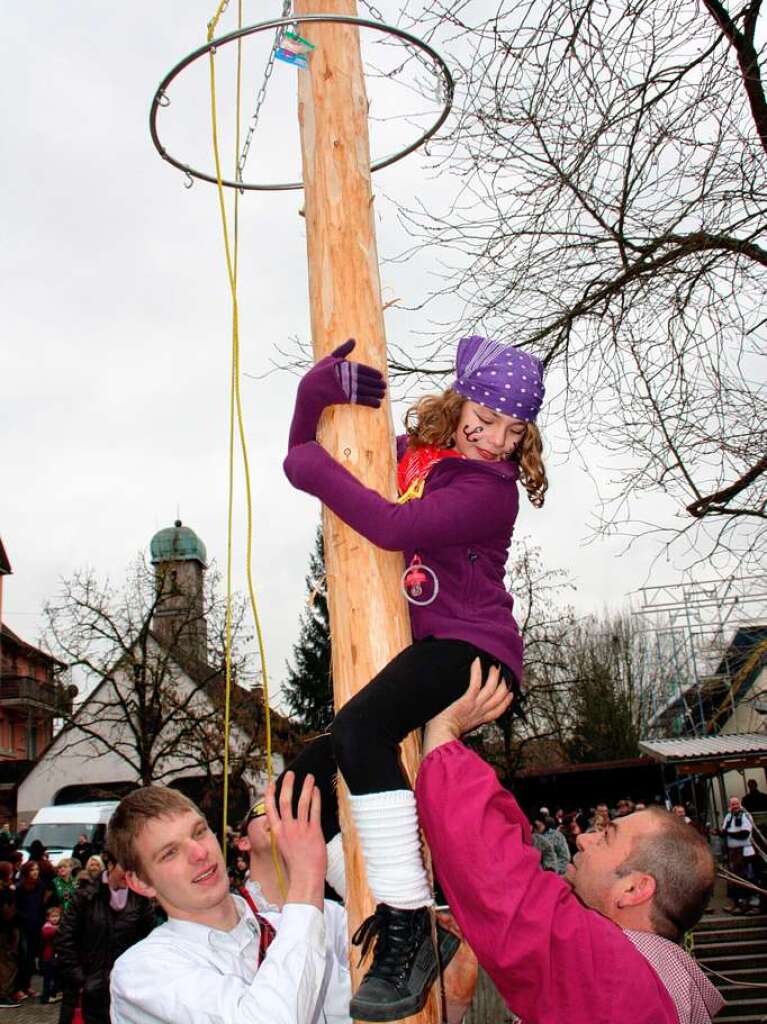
left=164, top=893, right=260, bottom=952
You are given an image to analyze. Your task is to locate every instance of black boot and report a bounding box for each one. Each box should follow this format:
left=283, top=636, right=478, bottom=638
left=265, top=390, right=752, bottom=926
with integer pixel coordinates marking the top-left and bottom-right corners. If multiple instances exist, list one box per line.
left=349, top=904, right=459, bottom=1022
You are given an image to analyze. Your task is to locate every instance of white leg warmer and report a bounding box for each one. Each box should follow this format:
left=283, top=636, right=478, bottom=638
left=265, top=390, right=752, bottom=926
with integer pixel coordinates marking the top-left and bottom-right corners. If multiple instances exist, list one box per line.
left=348, top=789, right=433, bottom=910
left=326, top=833, right=347, bottom=900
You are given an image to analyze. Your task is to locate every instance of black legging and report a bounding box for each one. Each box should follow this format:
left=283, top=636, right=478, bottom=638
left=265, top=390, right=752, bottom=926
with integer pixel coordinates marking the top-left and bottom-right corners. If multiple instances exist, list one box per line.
left=276, top=733, right=341, bottom=843
left=278, top=639, right=517, bottom=817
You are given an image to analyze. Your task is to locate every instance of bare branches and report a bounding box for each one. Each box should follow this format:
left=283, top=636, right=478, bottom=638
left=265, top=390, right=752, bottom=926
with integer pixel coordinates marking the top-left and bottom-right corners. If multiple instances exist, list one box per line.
left=398, top=0, right=767, bottom=565
left=44, top=556, right=264, bottom=788
left=471, top=538, right=668, bottom=775
left=687, top=452, right=767, bottom=517
left=701, top=0, right=767, bottom=156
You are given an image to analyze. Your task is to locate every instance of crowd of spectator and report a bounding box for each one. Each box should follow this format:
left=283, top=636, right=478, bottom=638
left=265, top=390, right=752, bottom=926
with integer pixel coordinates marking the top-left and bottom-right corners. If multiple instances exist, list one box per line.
left=524, top=798, right=664, bottom=877
left=0, top=826, right=154, bottom=1018
left=0, top=805, right=340, bottom=1019
left=524, top=784, right=767, bottom=916
left=0, top=777, right=759, bottom=1021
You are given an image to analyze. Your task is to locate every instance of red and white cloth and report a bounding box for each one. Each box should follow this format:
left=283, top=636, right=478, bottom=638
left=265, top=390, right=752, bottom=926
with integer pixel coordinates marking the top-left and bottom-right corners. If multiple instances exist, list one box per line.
left=397, top=444, right=463, bottom=499
left=624, top=930, right=724, bottom=1024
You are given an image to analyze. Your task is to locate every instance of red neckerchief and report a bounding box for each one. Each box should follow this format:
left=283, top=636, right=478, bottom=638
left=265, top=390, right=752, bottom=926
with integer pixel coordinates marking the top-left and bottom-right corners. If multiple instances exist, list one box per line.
left=238, top=885, right=277, bottom=965
left=397, top=444, right=463, bottom=501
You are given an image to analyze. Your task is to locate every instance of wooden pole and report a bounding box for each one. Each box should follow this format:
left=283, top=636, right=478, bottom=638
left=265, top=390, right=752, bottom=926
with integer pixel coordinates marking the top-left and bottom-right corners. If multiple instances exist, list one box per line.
left=294, top=4, right=438, bottom=1023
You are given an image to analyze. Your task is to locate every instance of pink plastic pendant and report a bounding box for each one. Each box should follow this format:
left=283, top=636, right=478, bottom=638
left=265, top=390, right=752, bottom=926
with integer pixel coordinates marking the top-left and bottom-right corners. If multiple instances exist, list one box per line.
left=401, top=554, right=439, bottom=606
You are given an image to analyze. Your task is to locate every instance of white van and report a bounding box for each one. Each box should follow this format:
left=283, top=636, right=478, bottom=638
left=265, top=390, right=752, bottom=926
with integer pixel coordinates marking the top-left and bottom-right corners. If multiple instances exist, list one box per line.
left=21, top=801, right=119, bottom=866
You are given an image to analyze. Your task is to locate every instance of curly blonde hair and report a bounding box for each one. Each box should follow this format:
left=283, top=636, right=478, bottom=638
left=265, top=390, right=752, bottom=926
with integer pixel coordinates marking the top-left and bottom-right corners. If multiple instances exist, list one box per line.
left=404, top=389, right=548, bottom=508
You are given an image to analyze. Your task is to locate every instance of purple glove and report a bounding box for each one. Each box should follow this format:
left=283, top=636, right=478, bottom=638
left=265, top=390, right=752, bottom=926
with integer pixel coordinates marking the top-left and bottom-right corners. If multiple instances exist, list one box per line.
left=333, top=340, right=386, bottom=406
left=288, top=339, right=386, bottom=449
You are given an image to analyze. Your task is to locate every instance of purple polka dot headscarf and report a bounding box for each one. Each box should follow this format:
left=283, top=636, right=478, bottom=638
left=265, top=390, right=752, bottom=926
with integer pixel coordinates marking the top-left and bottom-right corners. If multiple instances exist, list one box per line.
left=452, top=336, right=545, bottom=423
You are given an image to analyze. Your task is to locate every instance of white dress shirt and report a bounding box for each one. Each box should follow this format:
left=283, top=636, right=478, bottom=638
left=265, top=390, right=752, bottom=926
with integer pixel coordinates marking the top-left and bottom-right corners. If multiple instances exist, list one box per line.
left=110, top=894, right=326, bottom=1024
left=244, top=880, right=352, bottom=1024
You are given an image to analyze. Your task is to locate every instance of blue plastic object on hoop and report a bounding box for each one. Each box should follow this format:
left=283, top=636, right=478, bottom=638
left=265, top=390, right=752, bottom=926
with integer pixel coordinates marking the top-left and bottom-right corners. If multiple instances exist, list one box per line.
left=275, top=30, right=315, bottom=69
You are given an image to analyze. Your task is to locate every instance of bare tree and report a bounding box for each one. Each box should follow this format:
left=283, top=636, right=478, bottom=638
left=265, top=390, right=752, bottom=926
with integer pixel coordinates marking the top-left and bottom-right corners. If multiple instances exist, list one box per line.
left=396, top=0, right=767, bottom=564
left=43, top=556, right=269, bottom=789
left=469, top=537, right=577, bottom=779
left=469, top=538, right=671, bottom=773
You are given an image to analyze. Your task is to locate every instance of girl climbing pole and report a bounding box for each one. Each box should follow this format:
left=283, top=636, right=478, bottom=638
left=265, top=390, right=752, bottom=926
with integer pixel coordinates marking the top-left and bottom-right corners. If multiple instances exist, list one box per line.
left=283, top=335, right=547, bottom=1022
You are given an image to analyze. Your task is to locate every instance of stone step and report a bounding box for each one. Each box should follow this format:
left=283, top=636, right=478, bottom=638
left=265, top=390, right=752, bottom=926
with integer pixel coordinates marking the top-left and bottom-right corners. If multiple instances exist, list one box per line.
left=717, top=1003, right=767, bottom=1021
left=694, top=952, right=767, bottom=972
left=708, top=968, right=767, bottom=985
left=692, top=937, right=765, bottom=962
left=693, top=938, right=767, bottom=959
left=717, top=983, right=767, bottom=1002
left=694, top=913, right=767, bottom=932
left=694, top=926, right=767, bottom=944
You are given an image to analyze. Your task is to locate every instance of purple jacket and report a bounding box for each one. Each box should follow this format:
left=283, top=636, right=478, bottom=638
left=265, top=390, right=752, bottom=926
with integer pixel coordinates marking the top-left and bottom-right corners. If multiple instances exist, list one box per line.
left=416, top=742, right=724, bottom=1024
left=284, top=395, right=523, bottom=679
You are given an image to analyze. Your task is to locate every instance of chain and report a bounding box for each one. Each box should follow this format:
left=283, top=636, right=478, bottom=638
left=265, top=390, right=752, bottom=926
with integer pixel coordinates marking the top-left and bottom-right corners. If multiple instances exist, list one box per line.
left=357, top=0, right=444, bottom=94
left=233, top=0, right=446, bottom=183
left=237, top=0, right=293, bottom=182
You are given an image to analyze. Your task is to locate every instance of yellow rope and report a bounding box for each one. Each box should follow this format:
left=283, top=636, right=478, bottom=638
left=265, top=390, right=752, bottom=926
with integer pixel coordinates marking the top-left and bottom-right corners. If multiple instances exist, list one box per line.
left=207, top=4, right=284, bottom=895
left=207, top=0, right=237, bottom=852
left=206, top=1, right=229, bottom=39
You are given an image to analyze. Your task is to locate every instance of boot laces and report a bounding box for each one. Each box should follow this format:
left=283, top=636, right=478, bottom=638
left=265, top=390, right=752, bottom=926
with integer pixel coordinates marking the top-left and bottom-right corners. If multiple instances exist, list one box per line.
left=351, top=905, right=427, bottom=985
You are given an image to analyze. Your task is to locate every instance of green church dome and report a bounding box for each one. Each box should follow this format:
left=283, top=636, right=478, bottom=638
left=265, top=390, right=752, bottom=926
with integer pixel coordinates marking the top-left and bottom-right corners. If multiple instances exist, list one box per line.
left=150, top=520, right=207, bottom=566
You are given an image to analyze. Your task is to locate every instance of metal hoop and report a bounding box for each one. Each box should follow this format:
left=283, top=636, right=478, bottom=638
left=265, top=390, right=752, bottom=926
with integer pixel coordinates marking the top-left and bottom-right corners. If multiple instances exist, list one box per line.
left=149, top=14, right=454, bottom=192
left=400, top=562, right=439, bottom=607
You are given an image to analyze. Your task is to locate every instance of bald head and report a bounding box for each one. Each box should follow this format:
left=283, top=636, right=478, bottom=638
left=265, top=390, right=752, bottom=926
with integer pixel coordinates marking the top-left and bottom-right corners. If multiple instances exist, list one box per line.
left=617, top=807, right=714, bottom=941
left=568, top=806, right=714, bottom=942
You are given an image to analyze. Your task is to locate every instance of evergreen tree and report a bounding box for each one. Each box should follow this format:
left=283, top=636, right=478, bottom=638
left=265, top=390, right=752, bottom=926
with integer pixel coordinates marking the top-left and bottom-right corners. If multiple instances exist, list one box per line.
left=284, top=528, right=333, bottom=731
left=564, top=613, right=660, bottom=763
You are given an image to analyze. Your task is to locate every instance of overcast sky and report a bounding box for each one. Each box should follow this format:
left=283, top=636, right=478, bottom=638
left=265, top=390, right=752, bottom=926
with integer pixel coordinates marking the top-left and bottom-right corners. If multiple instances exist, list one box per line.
left=2, top=2, right=739, bottom=709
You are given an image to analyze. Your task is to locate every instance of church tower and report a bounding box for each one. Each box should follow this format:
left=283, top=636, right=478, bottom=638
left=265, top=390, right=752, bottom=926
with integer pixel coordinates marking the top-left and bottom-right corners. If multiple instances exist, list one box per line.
left=149, top=520, right=208, bottom=666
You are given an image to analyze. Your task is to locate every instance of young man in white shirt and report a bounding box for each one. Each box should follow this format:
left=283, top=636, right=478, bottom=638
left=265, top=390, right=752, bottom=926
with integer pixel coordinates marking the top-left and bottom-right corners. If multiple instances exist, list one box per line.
left=108, top=772, right=328, bottom=1024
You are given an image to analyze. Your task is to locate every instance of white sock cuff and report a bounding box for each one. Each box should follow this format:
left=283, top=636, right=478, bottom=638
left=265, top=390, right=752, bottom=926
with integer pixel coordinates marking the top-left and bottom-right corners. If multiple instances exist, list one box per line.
left=326, top=833, right=346, bottom=900
left=348, top=789, right=418, bottom=812
left=348, top=789, right=433, bottom=910
left=349, top=791, right=421, bottom=835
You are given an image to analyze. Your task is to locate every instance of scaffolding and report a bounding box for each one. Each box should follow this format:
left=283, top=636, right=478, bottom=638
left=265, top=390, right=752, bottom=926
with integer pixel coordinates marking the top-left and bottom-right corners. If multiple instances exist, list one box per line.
left=630, top=575, right=767, bottom=737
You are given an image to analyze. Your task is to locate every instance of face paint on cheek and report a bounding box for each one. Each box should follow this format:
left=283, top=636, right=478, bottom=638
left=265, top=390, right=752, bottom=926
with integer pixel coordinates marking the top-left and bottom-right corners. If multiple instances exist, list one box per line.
left=462, top=424, right=483, bottom=444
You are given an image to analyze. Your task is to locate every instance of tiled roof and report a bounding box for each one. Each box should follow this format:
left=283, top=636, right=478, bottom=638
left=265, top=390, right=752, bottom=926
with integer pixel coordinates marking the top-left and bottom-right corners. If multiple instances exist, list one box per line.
left=1, top=623, right=66, bottom=668
left=639, top=733, right=767, bottom=762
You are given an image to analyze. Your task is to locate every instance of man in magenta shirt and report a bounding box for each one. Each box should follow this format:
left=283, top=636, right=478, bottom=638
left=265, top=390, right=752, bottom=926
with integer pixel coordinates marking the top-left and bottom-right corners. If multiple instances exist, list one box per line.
left=415, top=664, right=724, bottom=1024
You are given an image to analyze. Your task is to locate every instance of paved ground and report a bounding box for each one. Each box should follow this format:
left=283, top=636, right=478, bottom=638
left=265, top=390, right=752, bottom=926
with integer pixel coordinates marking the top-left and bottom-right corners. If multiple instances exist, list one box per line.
left=1, top=977, right=58, bottom=1022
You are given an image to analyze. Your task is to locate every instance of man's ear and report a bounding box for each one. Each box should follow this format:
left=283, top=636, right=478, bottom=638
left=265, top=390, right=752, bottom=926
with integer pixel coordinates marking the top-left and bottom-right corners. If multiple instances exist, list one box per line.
left=616, top=871, right=656, bottom=909
left=125, top=869, right=157, bottom=901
